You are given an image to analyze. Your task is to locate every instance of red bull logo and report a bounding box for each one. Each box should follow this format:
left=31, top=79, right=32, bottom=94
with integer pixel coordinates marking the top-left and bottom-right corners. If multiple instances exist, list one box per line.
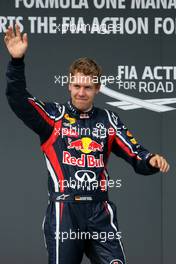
left=63, top=151, right=104, bottom=168
left=88, top=140, right=103, bottom=152
left=68, top=138, right=83, bottom=150
left=68, top=137, right=103, bottom=153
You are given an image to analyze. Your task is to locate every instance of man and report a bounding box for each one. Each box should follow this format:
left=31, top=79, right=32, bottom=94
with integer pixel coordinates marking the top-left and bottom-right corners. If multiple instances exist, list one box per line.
left=4, top=24, right=169, bottom=264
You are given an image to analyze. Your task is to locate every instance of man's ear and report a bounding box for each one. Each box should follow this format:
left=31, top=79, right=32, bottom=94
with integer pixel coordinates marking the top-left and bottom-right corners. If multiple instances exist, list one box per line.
left=69, top=84, right=71, bottom=91
left=95, top=84, right=101, bottom=94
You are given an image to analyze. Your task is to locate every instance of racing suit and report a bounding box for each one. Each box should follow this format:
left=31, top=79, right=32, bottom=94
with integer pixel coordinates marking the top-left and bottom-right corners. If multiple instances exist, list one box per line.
left=6, top=57, right=159, bottom=264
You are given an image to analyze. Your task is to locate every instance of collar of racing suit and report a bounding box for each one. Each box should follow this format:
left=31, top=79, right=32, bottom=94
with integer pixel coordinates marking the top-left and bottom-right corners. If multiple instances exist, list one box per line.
left=65, top=100, right=96, bottom=119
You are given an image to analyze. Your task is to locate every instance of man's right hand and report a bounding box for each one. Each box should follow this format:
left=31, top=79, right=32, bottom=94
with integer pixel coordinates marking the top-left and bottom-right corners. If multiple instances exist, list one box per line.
left=4, top=24, right=28, bottom=58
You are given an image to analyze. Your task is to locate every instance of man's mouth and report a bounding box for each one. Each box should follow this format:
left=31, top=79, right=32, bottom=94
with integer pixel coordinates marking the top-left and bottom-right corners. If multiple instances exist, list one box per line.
left=76, top=98, right=88, bottom=101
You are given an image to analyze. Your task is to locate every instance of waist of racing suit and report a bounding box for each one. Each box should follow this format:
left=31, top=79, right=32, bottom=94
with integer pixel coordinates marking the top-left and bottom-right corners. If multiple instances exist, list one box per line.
left=49, top=191, right=109, bottom=203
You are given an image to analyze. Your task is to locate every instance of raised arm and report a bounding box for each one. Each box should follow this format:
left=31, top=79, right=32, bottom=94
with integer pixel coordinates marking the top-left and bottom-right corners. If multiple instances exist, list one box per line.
left=4, top=24, right=58, bottom=143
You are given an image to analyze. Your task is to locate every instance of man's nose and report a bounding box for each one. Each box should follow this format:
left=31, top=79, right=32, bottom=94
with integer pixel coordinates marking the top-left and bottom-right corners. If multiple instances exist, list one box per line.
left=78, top=87, right=86, bottom=96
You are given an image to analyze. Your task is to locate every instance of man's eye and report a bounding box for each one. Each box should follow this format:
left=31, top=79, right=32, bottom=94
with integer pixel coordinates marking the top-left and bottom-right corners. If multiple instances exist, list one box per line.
left=74, top=85, right=80, bottom=88
left=85, top=86, right=92, bottom=89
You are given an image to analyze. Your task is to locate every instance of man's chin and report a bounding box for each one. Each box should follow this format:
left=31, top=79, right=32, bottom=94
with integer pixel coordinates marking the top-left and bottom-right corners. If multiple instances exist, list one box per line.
left=77, top=105, right=90, bottom=112
left=73, top=100, right=91, bottom=112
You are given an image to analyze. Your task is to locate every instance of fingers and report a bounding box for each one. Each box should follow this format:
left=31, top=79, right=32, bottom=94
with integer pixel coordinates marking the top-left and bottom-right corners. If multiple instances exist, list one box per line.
left=4, top=27, right=11, bottom=45
left=22, top=33, right=28, bottom=45
left=162, top=162, right=170, bottom=173
left=5, top=27, right=10, bottom=40
left=15, top=23, right=21, bottom=38
left=149, top=154, right=158, bottom=167
left=160, top=157, right=169, bottom=173
left=4, top=25, right=16, bottom=44
left=153, top=154, right=170, bottom=173
left=157, top=155, right=163, bottom=168
left=4, top=24, right=27, bottom=47
left=8, top=26, right=15, bottom=38
left=4, top=35, right=9, bottom=45
left=158, top=157, right=166, bottom=172
left=5, top=26, right=15, bottom=38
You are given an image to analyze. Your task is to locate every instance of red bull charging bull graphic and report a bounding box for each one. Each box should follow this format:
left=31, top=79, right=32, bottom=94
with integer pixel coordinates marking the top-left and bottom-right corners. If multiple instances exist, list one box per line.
left=68, top=137, right=103, bottom=153
left=63, top=137, right=104, bottom=168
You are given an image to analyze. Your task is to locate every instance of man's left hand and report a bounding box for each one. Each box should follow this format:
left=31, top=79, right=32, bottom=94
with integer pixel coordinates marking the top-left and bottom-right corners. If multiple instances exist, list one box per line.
left=149, top=154, right=170, bottom=173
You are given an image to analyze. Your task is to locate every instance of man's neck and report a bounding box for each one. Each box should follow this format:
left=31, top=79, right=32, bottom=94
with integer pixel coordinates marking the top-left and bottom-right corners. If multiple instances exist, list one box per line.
left=82, top=105, right=93, bottom=112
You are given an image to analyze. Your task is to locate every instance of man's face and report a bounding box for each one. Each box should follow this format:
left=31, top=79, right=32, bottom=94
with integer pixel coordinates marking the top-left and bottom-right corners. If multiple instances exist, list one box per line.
left=69, top=72, right=100, bottom=111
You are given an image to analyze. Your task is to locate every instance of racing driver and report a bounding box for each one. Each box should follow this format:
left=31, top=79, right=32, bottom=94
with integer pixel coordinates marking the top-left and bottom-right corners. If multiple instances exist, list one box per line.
left=4, top=24, right=170, bottom=264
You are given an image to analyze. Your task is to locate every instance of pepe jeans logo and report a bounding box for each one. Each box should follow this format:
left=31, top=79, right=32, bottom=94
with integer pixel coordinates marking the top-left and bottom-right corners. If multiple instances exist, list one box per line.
left=110, top=260, right=123, bottom=264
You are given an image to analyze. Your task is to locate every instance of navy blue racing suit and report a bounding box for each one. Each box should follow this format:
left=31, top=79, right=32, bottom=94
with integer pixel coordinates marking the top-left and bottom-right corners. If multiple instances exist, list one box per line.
left=6, top=57, right=159, bottom=264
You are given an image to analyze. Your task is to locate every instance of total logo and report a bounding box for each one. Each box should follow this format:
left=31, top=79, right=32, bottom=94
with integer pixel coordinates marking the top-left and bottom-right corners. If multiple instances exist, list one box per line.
left=68, top=137, right=104, bottom=153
